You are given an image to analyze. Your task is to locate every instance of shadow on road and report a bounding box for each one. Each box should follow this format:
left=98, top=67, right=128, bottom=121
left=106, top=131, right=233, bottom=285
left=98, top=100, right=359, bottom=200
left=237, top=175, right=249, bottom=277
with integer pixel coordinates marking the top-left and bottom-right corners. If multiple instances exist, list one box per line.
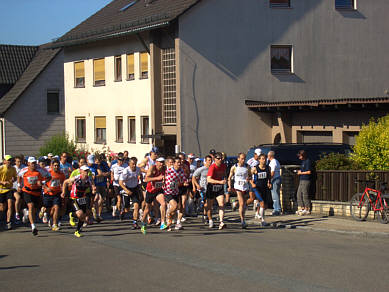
left=0, top=265, right=39, bottom=270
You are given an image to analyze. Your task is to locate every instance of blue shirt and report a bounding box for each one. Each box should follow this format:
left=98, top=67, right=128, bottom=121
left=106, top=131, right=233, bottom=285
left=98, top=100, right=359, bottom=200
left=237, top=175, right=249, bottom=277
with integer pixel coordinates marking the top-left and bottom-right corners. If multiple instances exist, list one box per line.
left=90, top=164, right=106, bottom=187
left=300, top=159, right=311, bottom=181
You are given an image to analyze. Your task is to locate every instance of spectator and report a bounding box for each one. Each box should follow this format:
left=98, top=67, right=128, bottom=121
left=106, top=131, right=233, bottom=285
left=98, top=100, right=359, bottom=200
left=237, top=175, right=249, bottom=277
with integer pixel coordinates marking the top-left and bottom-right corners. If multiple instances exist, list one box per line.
left=267, top=151, right=281, bottom=216
left=296, top=150, right=312, bottom=216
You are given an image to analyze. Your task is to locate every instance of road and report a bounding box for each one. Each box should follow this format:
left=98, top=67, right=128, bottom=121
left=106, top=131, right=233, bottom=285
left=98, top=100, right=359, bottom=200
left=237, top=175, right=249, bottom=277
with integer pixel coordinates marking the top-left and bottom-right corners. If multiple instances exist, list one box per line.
left=1, top=214, right=388, bottom=292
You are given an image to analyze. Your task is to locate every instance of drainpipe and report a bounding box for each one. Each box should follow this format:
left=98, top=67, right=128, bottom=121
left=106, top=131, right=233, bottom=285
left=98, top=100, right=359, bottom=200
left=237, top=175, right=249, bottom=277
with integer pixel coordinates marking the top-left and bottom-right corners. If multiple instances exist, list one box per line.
left=0, top=118, right=5, bottom=158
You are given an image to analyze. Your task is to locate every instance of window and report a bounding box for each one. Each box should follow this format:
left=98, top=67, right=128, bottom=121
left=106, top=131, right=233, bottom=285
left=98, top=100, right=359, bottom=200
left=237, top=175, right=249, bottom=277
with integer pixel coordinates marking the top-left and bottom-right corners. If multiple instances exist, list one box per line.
left=141, top=116, right=150, bottom=144
left=116, top=116, right=123, bottom=143
left=127, top=53, right=135, bottom=80
left=114, top=56, right=122, bottom=81
left=335, top=0, right=355, bottom=10
left=93, top=58, right=105, bottom=86
left=74, top=61, right=85, bottom=87
left=299, top=131, right=333, bottom=143
left=75, top=117, right=86, bottom=142
left=128, top=116, right=136, bottom=143
left=140, top=52, right=148, bottom=79
left=270, top=0, right=291, bottom=8
left=95, top=117, right=106, bottom=143
left=162, top=48, right=177, bottom=125
left=271, top=45, right=292, bottom=74
left=47, top=90, right=59, bottom=113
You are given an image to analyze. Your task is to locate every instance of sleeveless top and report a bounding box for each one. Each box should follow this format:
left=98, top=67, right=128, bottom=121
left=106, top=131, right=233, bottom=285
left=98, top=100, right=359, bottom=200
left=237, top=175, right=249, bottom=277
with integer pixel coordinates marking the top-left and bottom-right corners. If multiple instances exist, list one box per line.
left=234, top=163, right=250, bottom=192
left=146, top=167, right=165, bottom=194
left=70, top=175, right=92, bottom=199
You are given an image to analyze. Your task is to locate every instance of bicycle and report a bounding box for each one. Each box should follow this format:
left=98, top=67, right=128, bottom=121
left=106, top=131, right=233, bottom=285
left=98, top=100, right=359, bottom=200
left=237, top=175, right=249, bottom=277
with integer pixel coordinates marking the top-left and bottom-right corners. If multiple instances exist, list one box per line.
left=349, top=180, right=389, bottom=224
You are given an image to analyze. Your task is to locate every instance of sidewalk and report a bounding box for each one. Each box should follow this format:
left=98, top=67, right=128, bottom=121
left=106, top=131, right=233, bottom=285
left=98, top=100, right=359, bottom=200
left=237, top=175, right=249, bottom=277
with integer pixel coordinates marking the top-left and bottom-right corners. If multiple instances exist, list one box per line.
left=245, top=209, right=389, bottom=239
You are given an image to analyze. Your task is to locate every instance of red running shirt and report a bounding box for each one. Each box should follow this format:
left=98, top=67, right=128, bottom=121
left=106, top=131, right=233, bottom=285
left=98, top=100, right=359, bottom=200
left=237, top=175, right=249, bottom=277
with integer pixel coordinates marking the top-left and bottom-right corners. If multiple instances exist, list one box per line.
left=45, top=169, right=65, bottom=195
left=207, top=163, right=227, bottom=181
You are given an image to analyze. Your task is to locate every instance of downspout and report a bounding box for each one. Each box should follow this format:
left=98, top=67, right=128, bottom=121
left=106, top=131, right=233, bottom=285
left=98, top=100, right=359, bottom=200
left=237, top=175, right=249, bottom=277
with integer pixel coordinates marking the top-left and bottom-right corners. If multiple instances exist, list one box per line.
left=0, top=118, right=5, bottom=158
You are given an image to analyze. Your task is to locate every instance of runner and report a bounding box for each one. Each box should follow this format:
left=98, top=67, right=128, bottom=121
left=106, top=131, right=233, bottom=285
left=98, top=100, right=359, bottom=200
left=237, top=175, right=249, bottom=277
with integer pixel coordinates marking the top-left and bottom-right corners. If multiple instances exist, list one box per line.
left=138, top=150, right=157, bottom=219
left=12, top=156, right=26, bottom=224
left=228, top=153, right=251, bottom=229
left=119, top=157, right=143, bottom=229
left=192, top=155, right=212, bottom=224
left=186, top=153, right=197, bottom=216
left=177, top=152, right=190, bottom=224
left=163, top=157, right=188, bottom=231
left=62, top=165, right=96, bottom=237
left=0, top=155, right=17, bottom=230
left=247, top=148, right=261, bottom=212
left=91, top=155, right=110, bottom=222
left=251, top=153, right=271, bottom=226
left=140, top=157, right=167, bottom=234
left=110, top=153, right=127, bottom=218
left=267, top=151, right=282, bottom=216
left=206, top=152, right=227, bottom=230
left=43, top=159, right=65, bottom=231
left=18, top=157, right=48, bottom=236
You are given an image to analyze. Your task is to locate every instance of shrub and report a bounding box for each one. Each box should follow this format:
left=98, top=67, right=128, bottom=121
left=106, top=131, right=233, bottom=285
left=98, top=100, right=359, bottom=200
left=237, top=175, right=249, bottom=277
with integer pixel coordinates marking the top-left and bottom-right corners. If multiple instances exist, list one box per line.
left=316, top=153, right=359, bottom=170
left=38, top=132, right=77, bottom=157
left=351, top=115, right=389, bottom=170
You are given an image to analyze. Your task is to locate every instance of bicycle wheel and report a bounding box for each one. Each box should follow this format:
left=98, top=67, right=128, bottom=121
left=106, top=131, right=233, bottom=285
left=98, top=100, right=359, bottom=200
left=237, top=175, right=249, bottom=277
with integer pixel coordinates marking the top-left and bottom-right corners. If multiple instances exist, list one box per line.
left=377, top=194, right=389, bottom=224
left=350, top=193, right=370, bottom=221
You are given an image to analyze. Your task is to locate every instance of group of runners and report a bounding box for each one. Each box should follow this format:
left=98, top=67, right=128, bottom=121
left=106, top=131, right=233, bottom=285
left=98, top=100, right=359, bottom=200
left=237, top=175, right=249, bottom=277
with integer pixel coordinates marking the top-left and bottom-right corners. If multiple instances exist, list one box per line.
left=0, top=148, right=279, bottom=237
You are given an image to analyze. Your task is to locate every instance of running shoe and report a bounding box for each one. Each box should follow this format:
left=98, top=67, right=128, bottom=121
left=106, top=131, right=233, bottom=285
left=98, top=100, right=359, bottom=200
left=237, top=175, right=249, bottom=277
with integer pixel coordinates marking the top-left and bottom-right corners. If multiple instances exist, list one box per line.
left=232, top=201, right=238, bottom=211
left=181, top=217, right=186, bottom=222
left=218, top=222, right=226, bottom=230
left=52, top=225, right=60, bottom=231
left=15, top=214, right=21, bottom=222
left=48, top=218, right=52, bottom=228
left=175, top=223, right=184, bottom=230
left=208, top=220, right=214, bottom=229
left=6, top=222, right=12, bottom=230
left=119, top=212, right=124, bottom=221
left=95, top=216, right=102, bottom=223
left=241, top=222, right=248, bottom=229
left=39, top=208, right=44, bottom=219
left=160, top=222, right=168, bottom=230
left=131, top=222, right=139, bottom=230
left=32, top=228, right=38, bottom=236
left=147, top=216, right=153, bottom=225
left=202, top=215, right=207, bottom=225
left=154, top=218, right=161, bottom=226
left=74, top=230, right=82, bottom=238
left=69, top=212, right=76, bottom=227
left=82, top=222, right=88, bottom=228
left=42, top=214, right=48, bottom=224
left=58, top=221, right=62, bottom=227
left=141, top=223, right=147, bottom=235
left=260, top=221, right=269, bottom=227
left=254, top=213, right=261, bottom=219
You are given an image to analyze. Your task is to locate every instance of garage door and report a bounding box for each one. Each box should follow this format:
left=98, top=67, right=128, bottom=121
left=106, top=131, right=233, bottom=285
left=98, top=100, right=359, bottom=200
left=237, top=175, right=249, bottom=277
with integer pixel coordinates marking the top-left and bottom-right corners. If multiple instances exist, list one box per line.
left=299, top=131, right=333, bottom=143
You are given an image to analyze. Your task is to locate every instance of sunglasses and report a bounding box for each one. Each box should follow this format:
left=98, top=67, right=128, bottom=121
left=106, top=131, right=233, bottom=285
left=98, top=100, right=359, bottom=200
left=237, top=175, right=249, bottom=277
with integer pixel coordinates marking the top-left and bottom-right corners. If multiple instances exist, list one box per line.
left=215, top=157, right=222, bottom=160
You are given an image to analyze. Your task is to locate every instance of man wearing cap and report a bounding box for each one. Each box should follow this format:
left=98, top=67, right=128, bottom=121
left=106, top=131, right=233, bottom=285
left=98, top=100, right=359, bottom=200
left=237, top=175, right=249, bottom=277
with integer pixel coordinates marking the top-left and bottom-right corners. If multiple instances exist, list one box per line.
left=63, top=165, right=96, bottom=237
left=141, top=157, right=167, bottom=234
left=0, top=155, right=17, bottom=230
left=18, top=157, right=47, bottom=236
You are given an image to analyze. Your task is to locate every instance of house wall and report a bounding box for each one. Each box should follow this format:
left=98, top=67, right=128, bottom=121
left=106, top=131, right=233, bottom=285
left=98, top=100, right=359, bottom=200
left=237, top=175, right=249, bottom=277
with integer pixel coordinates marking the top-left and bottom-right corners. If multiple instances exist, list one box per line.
left=63, top=35, right=153, bottom=159
left=4, top=51, right=65, bottom=156
left=178, top=0, right=389, bottom=155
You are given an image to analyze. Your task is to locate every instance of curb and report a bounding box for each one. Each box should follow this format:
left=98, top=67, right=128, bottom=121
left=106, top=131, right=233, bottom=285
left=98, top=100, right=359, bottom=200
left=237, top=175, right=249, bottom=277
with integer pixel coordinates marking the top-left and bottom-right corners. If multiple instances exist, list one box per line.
left=246, top=219, right=389, bottom=239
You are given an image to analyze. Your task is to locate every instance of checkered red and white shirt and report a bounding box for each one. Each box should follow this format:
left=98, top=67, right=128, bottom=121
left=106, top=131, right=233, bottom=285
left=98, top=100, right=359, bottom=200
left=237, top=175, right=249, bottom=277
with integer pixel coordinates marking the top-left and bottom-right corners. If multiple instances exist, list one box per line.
left=163, top=167, right=186, bottom=196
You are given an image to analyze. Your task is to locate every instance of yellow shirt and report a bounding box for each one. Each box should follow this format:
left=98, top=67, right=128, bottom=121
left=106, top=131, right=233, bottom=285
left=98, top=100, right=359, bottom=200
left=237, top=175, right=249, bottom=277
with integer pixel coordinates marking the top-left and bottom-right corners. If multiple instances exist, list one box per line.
left=0, top=165, right=17, bottom=193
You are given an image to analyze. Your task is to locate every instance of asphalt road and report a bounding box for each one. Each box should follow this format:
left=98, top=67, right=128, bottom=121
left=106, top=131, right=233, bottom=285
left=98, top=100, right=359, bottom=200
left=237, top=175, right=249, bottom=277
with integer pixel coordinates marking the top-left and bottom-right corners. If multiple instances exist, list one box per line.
left=1, top=214, right=388, bottom=292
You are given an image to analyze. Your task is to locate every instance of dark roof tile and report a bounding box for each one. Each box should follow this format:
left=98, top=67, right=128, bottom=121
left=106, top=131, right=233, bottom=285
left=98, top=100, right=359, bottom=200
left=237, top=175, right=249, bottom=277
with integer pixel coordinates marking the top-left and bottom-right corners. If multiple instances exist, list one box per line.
left=0, top=46, right=61, bottom=115
left=0, top=45, right=39, bottom=84
left=53, top=0, right=200, bottom=47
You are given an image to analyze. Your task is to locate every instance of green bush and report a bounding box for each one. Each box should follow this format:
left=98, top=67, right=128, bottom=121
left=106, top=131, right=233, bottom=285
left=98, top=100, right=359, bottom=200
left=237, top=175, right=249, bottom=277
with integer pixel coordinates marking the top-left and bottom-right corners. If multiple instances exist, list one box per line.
left=316, top=153, right=359, bottom=170
left=351, top=115, right=389, bottom=170
left=38, top=132, right=77, bottom=157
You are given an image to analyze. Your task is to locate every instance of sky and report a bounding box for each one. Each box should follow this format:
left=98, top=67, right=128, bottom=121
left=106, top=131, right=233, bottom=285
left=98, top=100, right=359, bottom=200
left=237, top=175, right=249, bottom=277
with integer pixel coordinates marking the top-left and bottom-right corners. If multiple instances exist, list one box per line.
left=0, top=0, right=113, bottom=45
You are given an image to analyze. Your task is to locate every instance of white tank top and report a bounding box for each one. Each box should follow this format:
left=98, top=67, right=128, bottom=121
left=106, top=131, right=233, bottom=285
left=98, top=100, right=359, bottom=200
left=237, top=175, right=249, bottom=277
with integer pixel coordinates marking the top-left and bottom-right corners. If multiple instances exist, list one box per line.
left=234, top=164, right=249, bottom=191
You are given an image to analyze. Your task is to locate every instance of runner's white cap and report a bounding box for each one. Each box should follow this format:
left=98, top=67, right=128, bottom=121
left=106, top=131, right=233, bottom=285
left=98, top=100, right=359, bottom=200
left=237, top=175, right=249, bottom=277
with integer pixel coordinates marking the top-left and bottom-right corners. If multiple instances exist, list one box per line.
left=188, top=154, right=195, bottom=159
left=28, top=156, right=37, bottom=163
left=87, top=154, right=95, bottom=164
left=80, top=165, right=89, bottom=171
left=254, top=148, right=262, bottom=156
left=156, top=157, right=165, bottom=162
left=47, top=153, right=53, bottom=157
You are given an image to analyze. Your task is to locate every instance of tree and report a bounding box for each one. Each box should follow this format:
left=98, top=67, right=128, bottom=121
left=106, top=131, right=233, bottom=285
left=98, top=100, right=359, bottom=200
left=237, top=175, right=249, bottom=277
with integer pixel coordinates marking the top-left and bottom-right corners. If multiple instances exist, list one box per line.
left=38, top=132, right=77, bottom=157
left=351, top=115, right=389, bottom=170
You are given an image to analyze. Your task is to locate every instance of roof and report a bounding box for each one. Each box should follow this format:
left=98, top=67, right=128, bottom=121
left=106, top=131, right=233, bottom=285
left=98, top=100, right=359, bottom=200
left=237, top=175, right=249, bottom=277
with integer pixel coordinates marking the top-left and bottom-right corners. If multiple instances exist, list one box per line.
left=0, top=45, right=39, bottom=84
left=0, top=46, right=61, bottom=116
left=245, top=97, right=389, bottom=112
left=52, top=0, right=200, bottom=48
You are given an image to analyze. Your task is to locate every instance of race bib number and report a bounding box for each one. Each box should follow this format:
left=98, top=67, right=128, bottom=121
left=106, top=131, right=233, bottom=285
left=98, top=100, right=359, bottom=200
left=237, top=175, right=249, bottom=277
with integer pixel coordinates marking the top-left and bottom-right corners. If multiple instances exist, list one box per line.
left=237, top=180, right=245, bottom=186
left=27, top=176, right=38, bottom=185
left=257, top=172, right=267, bottom=179
left=51, top=179, right=60, bottom=187
left=155, top=182, right=163, bottom=189
left=96, top=177, right=105, bottom=183
left=77, top=197, right=87, bottom=205
left=212, top=185, right=223, bottom=192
